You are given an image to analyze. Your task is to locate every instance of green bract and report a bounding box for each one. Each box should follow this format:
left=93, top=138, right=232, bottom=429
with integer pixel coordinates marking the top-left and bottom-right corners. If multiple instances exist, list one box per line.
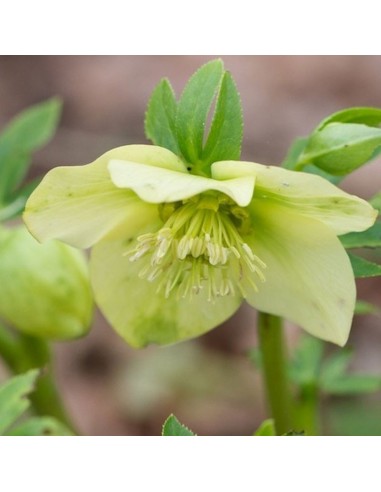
left=0, top=225, right=93, bottom=339
left=23, top=145, right=377, bottom=347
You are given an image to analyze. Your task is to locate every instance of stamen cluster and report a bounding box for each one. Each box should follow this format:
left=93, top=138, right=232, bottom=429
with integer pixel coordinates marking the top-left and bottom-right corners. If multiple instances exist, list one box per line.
left=127, top=195, right=266, bottom=301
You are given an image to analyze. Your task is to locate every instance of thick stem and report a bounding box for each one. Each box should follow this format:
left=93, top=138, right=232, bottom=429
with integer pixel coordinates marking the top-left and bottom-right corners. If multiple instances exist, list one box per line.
left=257, top=312, right=293, bottom=435
left=0, top=324, right=76, bottom=432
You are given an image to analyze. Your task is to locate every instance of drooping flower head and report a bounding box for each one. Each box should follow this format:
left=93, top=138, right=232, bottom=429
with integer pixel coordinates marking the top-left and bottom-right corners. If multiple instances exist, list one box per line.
left=23, top=144, right=377, bottom=347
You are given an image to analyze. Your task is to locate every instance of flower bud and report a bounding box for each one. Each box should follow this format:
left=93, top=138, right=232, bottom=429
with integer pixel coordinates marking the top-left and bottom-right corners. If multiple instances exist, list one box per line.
left=0, top=225, right=93, bottom=339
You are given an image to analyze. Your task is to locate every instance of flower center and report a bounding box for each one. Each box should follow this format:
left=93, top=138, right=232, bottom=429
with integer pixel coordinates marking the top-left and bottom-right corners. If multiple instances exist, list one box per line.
left=127, top=194, right=266, bottom=301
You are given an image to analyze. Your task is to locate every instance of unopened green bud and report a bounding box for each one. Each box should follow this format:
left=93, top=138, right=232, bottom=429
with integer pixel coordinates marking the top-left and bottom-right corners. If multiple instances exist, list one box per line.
left=0, top=225, right=93, bottom=340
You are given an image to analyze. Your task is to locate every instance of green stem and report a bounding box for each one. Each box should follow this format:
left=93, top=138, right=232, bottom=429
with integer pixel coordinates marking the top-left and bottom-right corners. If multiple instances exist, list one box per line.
left=296, top=383, right=320, bottom=436
left=0, top=324, right=76, bottom=432
left=257, top=312, right=293, bottom=435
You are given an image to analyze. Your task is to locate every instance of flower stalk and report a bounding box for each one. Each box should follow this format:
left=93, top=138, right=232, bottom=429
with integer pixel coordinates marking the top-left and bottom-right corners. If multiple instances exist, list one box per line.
left=257, top=312, right=294, bottom=435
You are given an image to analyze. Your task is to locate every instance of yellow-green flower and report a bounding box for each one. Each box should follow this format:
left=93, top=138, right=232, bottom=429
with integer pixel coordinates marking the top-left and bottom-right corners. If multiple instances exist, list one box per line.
left=23, top=145, right=377, bottom=347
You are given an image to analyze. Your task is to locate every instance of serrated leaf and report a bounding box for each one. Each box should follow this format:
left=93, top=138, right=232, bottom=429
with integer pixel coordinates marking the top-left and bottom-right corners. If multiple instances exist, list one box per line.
left=298, top=122, right=381, bottom=176
left=162, top=414, right=195, bottom=436
left=144, top=78, right=180, bottom=155
left=289, top=336, right=324, bottom=386
left=7, top=416, right=73, bottom=436
left=348, top=253, right=381, bottom=278
left=0, top=98, right=62, bottom=202
left=254, top=419, right=276, bottom=436
left=322, top=375, right=381, bottom=395
left=201, top=71, right=243, bottom=167
left=0, top=369, right=40, bottom=434
left=316, top=107, right=381, bottom=130
left=176, top=59, right=224, bottom=164
left=355, top=300, right=380, bottom=316
left=340, top=222, right=381, bottom=249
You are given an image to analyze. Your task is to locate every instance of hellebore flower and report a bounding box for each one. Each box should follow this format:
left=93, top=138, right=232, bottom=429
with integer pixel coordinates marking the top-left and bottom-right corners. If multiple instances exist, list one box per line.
left=0, top=225, right=93, bottom=339
left=23, top=145, right=377, bottom=347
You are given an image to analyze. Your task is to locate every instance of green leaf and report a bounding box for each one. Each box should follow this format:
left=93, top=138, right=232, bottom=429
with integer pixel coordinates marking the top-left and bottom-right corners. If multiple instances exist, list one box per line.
left=7, top=416, right=73, bottom=436
left=282, top=137, right=308, bottom=170
left=0, top=178, right=41, bottom=222
left=289, top=336, right=324, bottom=386
left=355, top=300, right=380, bottom=316
left=0, top=98, right=62, bottom=201
left=298, top=122, right=381, bottom=176
left=322, top=375, right=381, bottom=395
left=254, top=419, right=276, bottom=436
left=348, top=253, right=381, bottom=278
left=0, top=369, right=39, bottom=434
left=370, top=192, right=381, bottom=214
left=340, top=222, right=381, bottom=249
left=176, top=59, right=224, bottom=164
left=144, top=79, right=180, bottom=155
left=282, top=137, right=341, bottom=183
left=283, top=430, right=305, bottom=436
left=201, top=71, right=243, bottom=167
left=162, top=414, right=196, bottom=436
left=320, top=350, right=352, bottom=388
left=316, top=107, right=381, bottom=129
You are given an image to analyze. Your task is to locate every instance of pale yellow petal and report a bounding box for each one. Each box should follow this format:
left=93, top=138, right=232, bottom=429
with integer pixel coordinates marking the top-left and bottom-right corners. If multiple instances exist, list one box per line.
left=24, top=145, right=182, bottom=248
left=90, top=221, right=241, bottom=347
left=244, top=200, right=356, bottom=346
left=108, top=160, right=255, bottom=207
left=212, top=161, right=377, bottom=235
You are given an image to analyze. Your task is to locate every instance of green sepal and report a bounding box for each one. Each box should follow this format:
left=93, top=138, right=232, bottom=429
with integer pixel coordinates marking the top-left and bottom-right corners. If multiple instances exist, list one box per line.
left=340, top=222, right=381, bottom=249
left=254, top=418, right=276, bottom=436
left=176, top=59, right=224, bottom=164
left=201, top=71, right=243, bottom=168
left=0, top=98, right=62, bottom=203
left=162, top=414, right=196, bottom=436
left=348, top=253, right=381, bottom=278
left=0, top=369, right=40, bottom=435
left=144, top=78, right=180, bottom=156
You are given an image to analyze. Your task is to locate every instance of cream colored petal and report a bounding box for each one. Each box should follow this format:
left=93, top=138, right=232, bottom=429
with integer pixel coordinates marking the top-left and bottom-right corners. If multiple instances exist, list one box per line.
left=108, top=160, right=255, bottom=207
left=244, top=200, right=356, bottom=346
left=90, top=221, right=242, bottom=348
left=24, top=145, right=182, bottom=248
left=212, top=161, right=377, bottom=235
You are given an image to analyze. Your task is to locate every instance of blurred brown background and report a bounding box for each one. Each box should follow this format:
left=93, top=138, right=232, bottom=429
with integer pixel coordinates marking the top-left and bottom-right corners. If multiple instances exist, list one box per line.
left=0, top=56, right=380, bottom=435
